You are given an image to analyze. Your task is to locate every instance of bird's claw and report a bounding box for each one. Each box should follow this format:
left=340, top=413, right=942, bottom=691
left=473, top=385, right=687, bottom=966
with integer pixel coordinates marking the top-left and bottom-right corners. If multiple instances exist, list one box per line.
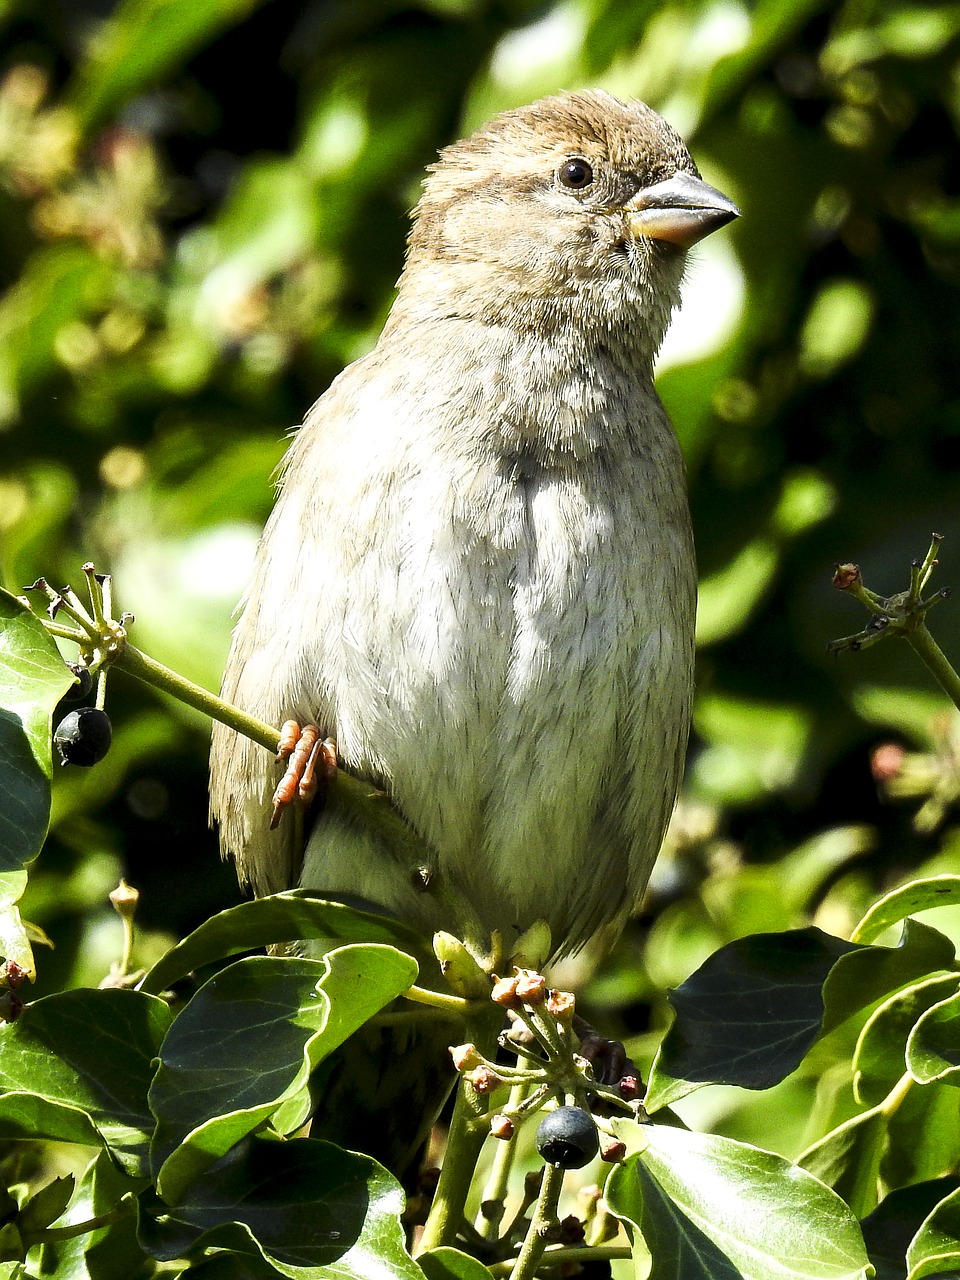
left=270, top=721, right=337, bottom=828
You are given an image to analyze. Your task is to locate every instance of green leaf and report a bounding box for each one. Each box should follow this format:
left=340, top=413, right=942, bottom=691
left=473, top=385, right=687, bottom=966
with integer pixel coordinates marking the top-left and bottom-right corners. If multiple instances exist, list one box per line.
left=150, top=945, right=418, bottom=1203
left=139, top=891, right=428, bottom=996
left=0, top=872, right=33, bottom=980
left=0, top=1092, right=106, bottom=1148
left=906, top=1183, right=960, bottom=1279
left=861, top=1178, right=960, bottom=1280
left=37, top=1150, right=147, bottom=1280
left=907, top=989, right=960, bottom=1085
left=418, top=1247, right=497, bottom=1280
left=855, top=974, right=960, bottom=1106
left=646, top=928, right=857, bottom=1111
left=614, top=1152, right=744, bottom=1279
left=883, top=1080, right=960, bottom=1193
left=854, top=877, right=960, bottom=944
left=0, top=988, right=171, bottom=1173
left=18, top=1175, right=75, bottom=1236
left=798, top=1105, right=887, bottom=1218
left=0, top=588, right=74, bottom=872
left=607, top=1123, right=872, bottom=1280
left=140, top=1135, right=422, bottom=1280
left=69, top=0, right=261, bottom=128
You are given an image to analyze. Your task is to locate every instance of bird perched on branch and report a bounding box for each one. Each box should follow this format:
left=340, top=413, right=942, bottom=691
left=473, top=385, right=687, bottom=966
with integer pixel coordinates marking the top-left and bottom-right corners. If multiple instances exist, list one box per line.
left=210, top=89, right=738, bottom=1171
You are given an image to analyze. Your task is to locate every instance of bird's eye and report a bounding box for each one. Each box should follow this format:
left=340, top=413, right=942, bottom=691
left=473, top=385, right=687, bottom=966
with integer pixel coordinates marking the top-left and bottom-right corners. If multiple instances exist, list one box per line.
left=558, top=159, right=594, bottom=190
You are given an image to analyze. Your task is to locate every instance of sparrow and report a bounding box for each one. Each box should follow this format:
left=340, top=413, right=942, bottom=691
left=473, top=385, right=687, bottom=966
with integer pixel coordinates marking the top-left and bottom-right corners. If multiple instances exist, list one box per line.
left=209, top=89, right=738, bottom=1170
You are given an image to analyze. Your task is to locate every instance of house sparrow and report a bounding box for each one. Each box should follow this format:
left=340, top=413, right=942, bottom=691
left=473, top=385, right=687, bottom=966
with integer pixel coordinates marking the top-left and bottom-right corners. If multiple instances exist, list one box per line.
left=210, top=89, right=738, bottom=1168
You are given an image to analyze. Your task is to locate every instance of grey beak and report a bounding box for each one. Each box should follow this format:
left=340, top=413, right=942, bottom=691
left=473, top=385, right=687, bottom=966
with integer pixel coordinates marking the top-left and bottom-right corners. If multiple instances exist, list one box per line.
left=625, top=171, right=740, bottom=249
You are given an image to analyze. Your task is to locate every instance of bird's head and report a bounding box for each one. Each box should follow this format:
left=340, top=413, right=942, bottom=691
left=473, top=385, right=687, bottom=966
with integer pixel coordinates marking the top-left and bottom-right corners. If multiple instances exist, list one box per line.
left=398, top=90, right=739, bottom=362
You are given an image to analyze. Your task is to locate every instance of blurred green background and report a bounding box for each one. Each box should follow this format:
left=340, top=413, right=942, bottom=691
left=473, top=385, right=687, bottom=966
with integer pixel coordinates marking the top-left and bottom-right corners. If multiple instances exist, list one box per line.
left=3, top=0, right=960, bottom=1156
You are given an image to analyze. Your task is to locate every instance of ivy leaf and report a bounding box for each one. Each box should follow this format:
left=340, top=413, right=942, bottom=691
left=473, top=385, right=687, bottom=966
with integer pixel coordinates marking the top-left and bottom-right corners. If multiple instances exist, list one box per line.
left=607, top=1122, right=872, bottom=1280
left=855, top=973, right=960, bottom=1106
left=37, top=1150, right=147, bottom=1280
left=905, top=1183, right=960, bottom=1279
left=140, top=1135, right=422, bottom=1280
left=418, top=1247, right=497, bottom=1280
left=854, top=877, right=960, bottom=944
left=140, top=891, right=429, bottom=997
left=646, top=928, right=857, bottom=1111
left=861, top=1178, right=960, bottom=1280
left=0, top=988, right=171, bottom=1173
left=798, top=1105, right=887, bottom=1218
left=150, top=945, right=418, bottom=1203
left=906, top=989, right=960, bottom=1085
left=0, top=588, right=74, bottom=872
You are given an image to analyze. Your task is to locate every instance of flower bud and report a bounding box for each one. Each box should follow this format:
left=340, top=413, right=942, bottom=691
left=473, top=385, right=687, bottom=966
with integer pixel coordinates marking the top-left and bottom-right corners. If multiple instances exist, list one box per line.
left=514, top=969, right=547, bottom=1004
left=546, top=988, right=576, bottom=1021
left=450, top=1043, right=483, bottom=1073
left=491, top=975, right=521, bottom=1007
left=490, top=1114, right=515, bottom=1140
left=433, top=932, right=490, bottom=998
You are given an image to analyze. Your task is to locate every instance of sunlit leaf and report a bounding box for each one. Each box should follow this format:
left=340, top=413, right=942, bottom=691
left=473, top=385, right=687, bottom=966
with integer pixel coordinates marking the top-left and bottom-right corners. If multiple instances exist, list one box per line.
left=608, top=1123, right=871, bottom=1279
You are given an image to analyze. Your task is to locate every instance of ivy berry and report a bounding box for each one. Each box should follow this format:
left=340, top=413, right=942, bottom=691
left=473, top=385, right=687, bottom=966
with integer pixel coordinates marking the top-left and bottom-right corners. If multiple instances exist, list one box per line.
left=54, top=707, right=113, bottom=767
left=535, top=1106, right=599, bottom=1169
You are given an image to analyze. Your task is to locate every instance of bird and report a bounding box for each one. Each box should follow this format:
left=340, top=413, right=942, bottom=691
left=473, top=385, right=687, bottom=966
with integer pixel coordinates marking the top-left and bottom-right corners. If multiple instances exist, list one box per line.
left=209, top=89, right=738, bottom=1173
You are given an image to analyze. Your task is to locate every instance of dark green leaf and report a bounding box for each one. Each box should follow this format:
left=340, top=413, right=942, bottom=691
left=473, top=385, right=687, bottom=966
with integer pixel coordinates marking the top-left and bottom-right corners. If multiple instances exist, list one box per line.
left=150, top=945, right=418, bottom=1203
left=0, top=587, right=74, bottom=871
left=140, top=1135, right=422, bottom=1280
left=861, top=1178, right=960, bottom=1280
left=0, top=988, right=171, bottom=1172
left=647, top=928, right=857, bottom=1111
left=140, top=891, right=428, bottom=996
left=608, top=1122, right=872, bottom=1279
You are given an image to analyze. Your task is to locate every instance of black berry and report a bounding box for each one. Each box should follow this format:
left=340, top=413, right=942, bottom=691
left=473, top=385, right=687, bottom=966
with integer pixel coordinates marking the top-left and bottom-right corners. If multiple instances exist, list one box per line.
left=535, top=1106, right=599, bottom=1169
left=54, top=707, right=113, bottom=767
left=62, top=663, right=94, bottom=702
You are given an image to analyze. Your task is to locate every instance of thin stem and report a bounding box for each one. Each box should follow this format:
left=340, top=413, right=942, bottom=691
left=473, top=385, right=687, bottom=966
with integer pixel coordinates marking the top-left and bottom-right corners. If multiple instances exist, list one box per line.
left=118, top=642, right=280, bottom=751
left=490, top=1246, right=632, bottom=1275
left=477, top=1080, right=529, bottom=1239
left=34, top=1196, right=134, bottom=1243
left=905, top=624, right=960, bottom=713
left=402, top=985, right=471, bottom=1016
left=509, top=1161, right=564, bottom=1280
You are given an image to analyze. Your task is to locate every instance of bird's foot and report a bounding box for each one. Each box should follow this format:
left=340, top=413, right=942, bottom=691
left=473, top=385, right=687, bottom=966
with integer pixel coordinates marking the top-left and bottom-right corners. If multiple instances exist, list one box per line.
left=270, top=721, right=337, bottom=829
left=573, top=1015, right=641, bottom=1101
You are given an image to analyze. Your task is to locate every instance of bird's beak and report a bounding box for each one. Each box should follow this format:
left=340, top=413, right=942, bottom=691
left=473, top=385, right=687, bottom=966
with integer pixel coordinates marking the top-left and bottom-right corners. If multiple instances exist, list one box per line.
left=625, top=171, right=740, bottom=249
